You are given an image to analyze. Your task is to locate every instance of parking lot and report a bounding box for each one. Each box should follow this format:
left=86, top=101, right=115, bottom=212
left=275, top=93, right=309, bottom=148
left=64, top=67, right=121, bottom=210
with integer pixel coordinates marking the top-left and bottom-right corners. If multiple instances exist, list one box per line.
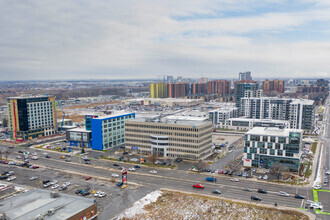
left=0, top=162, right=154, bottom=219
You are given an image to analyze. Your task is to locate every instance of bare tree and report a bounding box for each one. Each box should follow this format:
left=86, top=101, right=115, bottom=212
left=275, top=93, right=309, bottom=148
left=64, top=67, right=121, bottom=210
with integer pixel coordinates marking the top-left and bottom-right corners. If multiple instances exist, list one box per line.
left=0, top=148, right=4, bottom=160
left=193, top=160, right=208, bottom=172
left=298, top=163, right=304, bottom=176
left=4, top=150, right=10, bottom=161
left=147, top=150, right=158, bottom=164
left=270, top=162, right=286, bottom=180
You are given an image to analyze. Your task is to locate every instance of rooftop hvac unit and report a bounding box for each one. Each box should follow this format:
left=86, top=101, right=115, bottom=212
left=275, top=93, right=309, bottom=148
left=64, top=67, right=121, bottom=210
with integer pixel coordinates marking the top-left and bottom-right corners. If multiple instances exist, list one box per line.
left=34, top=214, right=44, bottom=220
left=47, top=209, right=55, bottom=216
left=50, top=191, right=59, bottom=198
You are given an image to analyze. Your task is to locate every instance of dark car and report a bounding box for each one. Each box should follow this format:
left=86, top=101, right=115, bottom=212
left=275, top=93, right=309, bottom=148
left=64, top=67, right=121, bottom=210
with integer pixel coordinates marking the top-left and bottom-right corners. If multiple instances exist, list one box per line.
left=113, top=163, right=119, bottom=166
left=42, top=180, right=50, bottom=184
left=134, top=165, right=141, bottom=168
left=84, top=161, right=90, bottom=164
left=223, top=170, right=229, bottom=175
left=75, top=189, right=83, bottom=194
left=59, top=186, right=67, bottom=191
left=18, top=150, right=23, bottom=153
left=1, top=171, right=8, bottom=175
left=81, top=191, right=90, bottom=196
left=117, top=182, right=123, bottom=187
left=237, top=172, right=242, bottom=176
left=162, top=161, right=167, bottom=166
left=243, top=187, right=252, bottom=192
left=294, top=194, right=305, bottom=199
left=258, top=189, right=267, bottom=194
left=212, top=189, right=221, bottom=194
left=251, top=195, right=262, bottom=201
left=0, top=176, right=8, bottom=180
left=45, top=155, right=51, bottom=158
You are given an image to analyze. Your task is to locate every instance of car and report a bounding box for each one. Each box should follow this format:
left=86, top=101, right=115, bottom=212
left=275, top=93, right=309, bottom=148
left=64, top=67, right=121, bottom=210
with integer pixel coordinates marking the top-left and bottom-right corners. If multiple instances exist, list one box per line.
left=278, top=191, right=289, bottom=197
left=258, top=189, right=267, bottom=194
left=30, top=176, right=38, bottom=181
left=117, top=182, right=124, bottom=187
left=294, top=194, right=305, bottom=199
left=214, top=169, right=219, bottom=173
left=265, top=169, right=270, bottom=174
left=313, top=184, right=322, bottom=189
left=18, top=150, right=23, bottom=153
left=230, top=178, right=239, bottom=182
left=219, top=170, right=223, bottom=174
left=227, top=171, right=233, bottom=175
left=63, top=182, right=70, bottom=187
left=7, top=171, right=14, bottom=176
left=242, top=172, right=248, bottom=177
left=32, top=166, right=39, bottom=169
left=243, top=187, right=252, bottom=192
left=258, top=175, right=262, bottom=179
left=212, top=189, right=221, bottom=194
left=324, top=178, right=328, bottom=184
left=150, top=170, right=157, bottom=174
left=263, top=175, right=268, bottom=180
left=94, top=191, right=101, bottom=197
left=45, top=155, right=51, bottom=158
left=98, top=192, right=106, bottom=198
left=51, top=184, right=59, bottom=189
left=42, top=180, right=50, bottom=184
left=237, top=172, right=242, bottom=176
left=193, top=184, right=204, bottom=189
left=113, top=163, right=119, bottom=166
left=134, top=165, right=141, bottom=168
left=81, top=191, right=90, bottom=196
left=42, top=152, right=48, bottom=155
left=85, top=176, right=92, bottom=180
left=154, top=160, right=161, bottom=165
left=7, top=176, right=16, bottom=181
left=111, top=173, right=119, bottom=178
left=128, top=168, right=136, bottom=172
left=0, top=176, right=7, bottom=180
left=53, top=180, right=58, bottom=184
left=65, top=158, right=71, bottom=162
left=205, top=177, right=217, bottom=182
left=16, top=155, right=21, bottom=159
left=65, top=154, right=71, bottom=157
left=251, top=195, right=262, bottom=201
left=1, top=171, right=8, bottom=176
left=75, top=189, right=83, bottom=194
left=84, top=161, right=90, bottom=164
left=326, top=170, right=330, bottom=175
left=223, top=170, right=229, bottom=175
left=43, top=182, right=52, bottom=188
left=59, top=186, right=67, bottom=191
left=310, top=202, right=323, bottom=209
left=161, top=161, right=167, bottom=166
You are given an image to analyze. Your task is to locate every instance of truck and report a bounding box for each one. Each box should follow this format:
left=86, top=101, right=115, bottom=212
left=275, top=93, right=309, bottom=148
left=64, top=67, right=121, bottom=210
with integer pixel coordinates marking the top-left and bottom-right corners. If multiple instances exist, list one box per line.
left=205, top=177, right=217, bottom=182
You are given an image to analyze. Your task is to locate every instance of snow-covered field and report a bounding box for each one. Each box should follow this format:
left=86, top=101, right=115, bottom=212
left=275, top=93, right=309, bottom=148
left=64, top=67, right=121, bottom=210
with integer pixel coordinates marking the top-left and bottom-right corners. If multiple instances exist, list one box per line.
left=115, top=190, right=309, bottom=220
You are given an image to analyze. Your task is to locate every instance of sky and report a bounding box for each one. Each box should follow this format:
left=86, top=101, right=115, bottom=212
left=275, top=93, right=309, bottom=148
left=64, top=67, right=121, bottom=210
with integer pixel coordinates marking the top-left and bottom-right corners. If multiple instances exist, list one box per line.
left=1, top=0, right=330, bottom=80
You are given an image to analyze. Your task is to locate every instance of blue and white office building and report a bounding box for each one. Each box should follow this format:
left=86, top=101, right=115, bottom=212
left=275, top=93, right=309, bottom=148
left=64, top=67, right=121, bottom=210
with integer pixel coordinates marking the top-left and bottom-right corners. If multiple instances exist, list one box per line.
left=91, top=113, right=135, bottom=150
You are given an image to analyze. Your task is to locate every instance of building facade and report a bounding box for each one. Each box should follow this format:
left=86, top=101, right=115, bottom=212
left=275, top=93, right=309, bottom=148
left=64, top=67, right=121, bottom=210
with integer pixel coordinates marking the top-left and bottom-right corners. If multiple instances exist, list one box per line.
left=66, top=128, right=92, bottom=148
left=263, top=79, right=285, bottom=94
left=222, top=118, right=290, bottom=130
left=234, top=80, right=259, bottom=112
left=7, top=96, right=57, bottom=140
left=125, top=119, right=212, bottom=160
left=243, top=127, right=303, bottom=172
left=240, top=97, right=314, bottom=131
left=209, top=107, right=238, bottom=127
left=91, top=113, right=135, bottom=150
left=239, top=71, right=252, bottom=81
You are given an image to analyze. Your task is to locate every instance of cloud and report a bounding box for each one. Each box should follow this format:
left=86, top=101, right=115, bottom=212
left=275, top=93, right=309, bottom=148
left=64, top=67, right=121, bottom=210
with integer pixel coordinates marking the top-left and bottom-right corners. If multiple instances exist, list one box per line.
left=0, top=0, right=330, bottom=80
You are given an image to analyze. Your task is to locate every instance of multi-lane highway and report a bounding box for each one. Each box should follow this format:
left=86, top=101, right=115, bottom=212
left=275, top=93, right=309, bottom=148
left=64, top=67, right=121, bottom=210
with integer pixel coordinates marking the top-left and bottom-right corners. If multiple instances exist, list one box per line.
left=1, top=143, right=313, bottom=210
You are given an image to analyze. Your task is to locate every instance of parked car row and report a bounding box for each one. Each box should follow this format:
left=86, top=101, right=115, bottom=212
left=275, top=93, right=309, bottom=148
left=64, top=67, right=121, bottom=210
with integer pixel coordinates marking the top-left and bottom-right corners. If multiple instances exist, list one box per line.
left=0, top=160, right=39, bottom=169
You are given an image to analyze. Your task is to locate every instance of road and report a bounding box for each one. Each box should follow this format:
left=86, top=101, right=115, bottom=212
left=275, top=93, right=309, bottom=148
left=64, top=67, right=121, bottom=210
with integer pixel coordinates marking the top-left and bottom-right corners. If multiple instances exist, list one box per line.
left=1, top=144, right=314, bottom=211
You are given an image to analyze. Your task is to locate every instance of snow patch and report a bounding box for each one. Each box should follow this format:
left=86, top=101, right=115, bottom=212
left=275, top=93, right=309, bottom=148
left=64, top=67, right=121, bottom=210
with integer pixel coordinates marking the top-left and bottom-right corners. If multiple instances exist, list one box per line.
left=116, top=190, right=162, bottom=219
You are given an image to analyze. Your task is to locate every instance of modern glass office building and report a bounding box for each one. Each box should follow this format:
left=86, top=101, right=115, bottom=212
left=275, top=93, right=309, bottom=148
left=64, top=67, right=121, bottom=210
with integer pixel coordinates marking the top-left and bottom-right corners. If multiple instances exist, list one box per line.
left=91, top=113, right=135, bottom=150
left=243, top=127, right=303, bottom=172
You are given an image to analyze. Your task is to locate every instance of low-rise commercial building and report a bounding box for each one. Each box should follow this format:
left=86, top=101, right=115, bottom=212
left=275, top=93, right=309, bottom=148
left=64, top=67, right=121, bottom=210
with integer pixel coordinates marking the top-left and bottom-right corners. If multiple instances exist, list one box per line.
left=209, top=107, right=238, bottom=127
left=125, top=118, right=212, bottom=160
left=220, top=118, right=290, bottom=131
left=0, top=189, right=97, bottom=220
left=66, top=128, right=92, bottom=148
left=91, top=113, right=135, bottom=150
left=243, top=127, right=303, bottom=172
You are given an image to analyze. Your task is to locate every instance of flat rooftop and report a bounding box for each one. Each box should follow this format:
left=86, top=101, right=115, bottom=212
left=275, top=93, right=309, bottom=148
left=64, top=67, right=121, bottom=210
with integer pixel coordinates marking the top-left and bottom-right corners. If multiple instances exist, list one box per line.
left=67, top=127, right=91, bottom=133
left=8, top=95, right=55, bottom=100
left=0, top=189, right=95, bottom=220
left=290, top=99, right=314, bottom=105
left=127, top=117, right=211, bottom=126
left=94, top=112, right=135, bottom=120
left=229, top=118, right=289, bottom=124
left=246, top=127, right=303, bottom=136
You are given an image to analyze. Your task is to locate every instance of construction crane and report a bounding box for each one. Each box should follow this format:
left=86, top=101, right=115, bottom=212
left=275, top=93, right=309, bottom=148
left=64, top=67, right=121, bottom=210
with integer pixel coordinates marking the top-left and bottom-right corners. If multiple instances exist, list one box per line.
left=55, top=98, right=65, bottom=133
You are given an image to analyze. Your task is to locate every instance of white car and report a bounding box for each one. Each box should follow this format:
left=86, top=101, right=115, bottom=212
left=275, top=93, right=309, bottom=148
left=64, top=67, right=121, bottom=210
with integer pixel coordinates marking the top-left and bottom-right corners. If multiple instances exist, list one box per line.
left=31, top=156, right=38, bottom=160
left=278, top=191, right=289, bottom=197
left=263, top=175, right=268, bottom=180
left=16, top=156, right=21, bottom=159
left=30, top=176, right=38, bottom=181
left=94, top=191, right=101, bottom=197
left=42, top=152, right=48, bottom=155
left=44, top=182, right=52, bottom=188
left=32, top=153, right=37, bottom=156
left=53, top=180, right=58, bottom=184
left=63, top=182, right=70, bottom=187
left=310, top=202, right=323, bottom=209
left=326, top=170, right=330, bottom=175
left=150, top=170, right=158, bottom=174
left=99, top=192, right=106, bottom=198
left=128, top=168, right=136, bottom=172
left=7, top=171, right=14, bottom=176
left=258, top=175, right=262, bottom=179
left=51, top=184, right=59, bottom=189
left=111, top=173, right=119, bottom=178
left=7, top=176, right=16, bottom=181
left=230, top=178, right=239, bottom=182
left=313, top=184, right=322, bottom=189
left=130, top=158, right=138, bottom=162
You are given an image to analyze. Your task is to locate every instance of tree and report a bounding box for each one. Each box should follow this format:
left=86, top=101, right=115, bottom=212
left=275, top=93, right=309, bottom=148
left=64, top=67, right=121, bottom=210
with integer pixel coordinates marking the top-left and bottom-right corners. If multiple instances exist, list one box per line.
left=270, top=162, right=286, bottom=180
left=2, top=118, right=8, bottom=127
left=193, top=160, right=208, bottom=172
left=147, top=150, right=158, bottom=164
left=4, top=150, right=10, bottom=161
left=298, top=163, right=304, bottom=176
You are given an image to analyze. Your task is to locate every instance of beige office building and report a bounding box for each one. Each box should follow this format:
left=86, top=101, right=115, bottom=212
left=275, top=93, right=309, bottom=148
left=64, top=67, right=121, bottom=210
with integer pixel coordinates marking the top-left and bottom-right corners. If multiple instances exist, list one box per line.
left=125, top=119, right=212, bottom=160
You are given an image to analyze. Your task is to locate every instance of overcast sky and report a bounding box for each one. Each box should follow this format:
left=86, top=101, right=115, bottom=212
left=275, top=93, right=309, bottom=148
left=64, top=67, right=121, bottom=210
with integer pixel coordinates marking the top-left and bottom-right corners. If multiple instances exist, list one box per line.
left=1, top=0, right=330, bottom=80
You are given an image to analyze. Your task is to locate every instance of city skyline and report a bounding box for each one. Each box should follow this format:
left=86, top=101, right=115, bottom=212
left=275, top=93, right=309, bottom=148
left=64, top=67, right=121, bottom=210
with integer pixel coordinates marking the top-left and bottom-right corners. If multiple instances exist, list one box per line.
left=1, top=1, right=330, bottom=80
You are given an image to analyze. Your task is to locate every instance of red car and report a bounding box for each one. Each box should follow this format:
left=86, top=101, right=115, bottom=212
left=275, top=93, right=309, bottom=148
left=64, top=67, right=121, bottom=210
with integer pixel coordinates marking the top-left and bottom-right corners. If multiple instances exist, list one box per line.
left=193, top=184, right=204, bottom=189
left=85, top=176, right=92, bottom=180
left=212, top=129, right=217, bottom=132
left=32, top=166, right=39, bottom=169
left=219, top=170, right=223, bottom=174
